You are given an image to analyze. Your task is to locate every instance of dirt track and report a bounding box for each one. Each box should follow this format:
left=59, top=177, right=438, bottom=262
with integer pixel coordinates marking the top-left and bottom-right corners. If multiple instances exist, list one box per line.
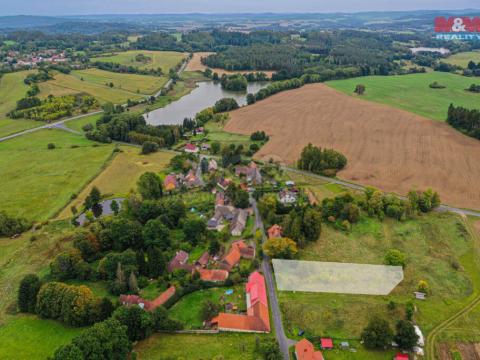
left=225, top=83, right=480, bottom=210
left=186, top=52, right=274, bottom=78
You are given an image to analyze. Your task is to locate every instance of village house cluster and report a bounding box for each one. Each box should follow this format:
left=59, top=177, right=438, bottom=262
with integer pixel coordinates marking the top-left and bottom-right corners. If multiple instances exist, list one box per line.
left=3, top=49, right=69, bottom=69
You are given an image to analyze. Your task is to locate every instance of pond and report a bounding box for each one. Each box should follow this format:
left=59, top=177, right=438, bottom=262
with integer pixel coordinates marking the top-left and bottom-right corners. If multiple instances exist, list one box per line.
left=144, top=81, right=268, bottom=126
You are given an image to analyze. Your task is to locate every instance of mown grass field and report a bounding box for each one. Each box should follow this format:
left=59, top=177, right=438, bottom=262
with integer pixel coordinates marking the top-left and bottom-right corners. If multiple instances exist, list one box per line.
left=135, top=333, right=267, bottom=359
left=70, top=68, right=168, bottom=95
left=0, top=314, right=84, bottom=360
left=91, top=50, right=186, bottom=73
left=0, top=70, right=43, bottom=137
left=57, top=146, right=173, bottom=219
left=65, top=112, right=102, bottom=133
left=168, top=285, right=245, bottom=329
left=445, top=51, right=480, bottom=67
left=39, top=69, right=161, bottom=104
left=327, top=72, right=479, bottom=121
left=0, top=129, right=114, bottom=221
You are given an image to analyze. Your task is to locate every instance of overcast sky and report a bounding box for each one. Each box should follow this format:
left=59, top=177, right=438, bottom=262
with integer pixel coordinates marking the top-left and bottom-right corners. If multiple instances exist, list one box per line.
left=1, top=0, right=479, bottom=16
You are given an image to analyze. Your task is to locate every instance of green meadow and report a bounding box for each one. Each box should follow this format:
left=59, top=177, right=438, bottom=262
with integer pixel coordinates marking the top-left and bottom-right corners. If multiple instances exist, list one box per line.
left=91, top=50, right=186, bottom=73
left=327, top=72, right=479, bottom=121
left=0, top=129, right=114, bottom=221
left=445, top=51, right=480, bottom=68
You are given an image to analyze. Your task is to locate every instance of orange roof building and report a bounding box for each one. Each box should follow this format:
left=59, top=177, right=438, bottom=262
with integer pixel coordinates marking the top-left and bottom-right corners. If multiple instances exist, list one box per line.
left=220, top=240, right=255, bottom=271
left=267, top=224, right=283, bottom=239
left=119, top=286, right=176, bottom=312
left=295, top=339, right=324, bottom=360
left=198, top=269, right=229, bottom=282
left=211, top=271, right=270, bottom=333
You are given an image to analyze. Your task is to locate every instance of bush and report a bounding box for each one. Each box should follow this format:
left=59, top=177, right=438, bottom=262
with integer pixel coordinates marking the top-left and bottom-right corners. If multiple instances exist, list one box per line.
left=298, top=143, right=347, bottom=176
left=0, top=211, right=29, bottom=236
left=384, top=249, right=406, bottom=268
left=112, top=305, right=154, bottom=341
left=47, top=143, right=56, bottom=150
left=394, top=320, right=419, bottom=350
left=361, top=316, right=393, bottom=349
left=18, top=274, right=41, bottom=313
left=213, top=98, right=239, bottom=113
left=141, top=141, right=159, bottom=154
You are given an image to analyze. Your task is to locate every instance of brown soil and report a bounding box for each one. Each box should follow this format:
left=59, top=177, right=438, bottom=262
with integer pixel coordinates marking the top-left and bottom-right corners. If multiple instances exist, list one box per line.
left=186, top=52, right=275, bottom=78
left=225, top=83, right=480, bottom=210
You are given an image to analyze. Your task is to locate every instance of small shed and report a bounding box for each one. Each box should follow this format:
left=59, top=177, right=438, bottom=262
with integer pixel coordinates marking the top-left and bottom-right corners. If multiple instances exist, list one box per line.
left=340, top=341, right=349, bottom=349
left=394, top=353, right=409, bottom=360
left=320, top=338, right=333, bottom=350
left=414, top=291, right=426, bottom=300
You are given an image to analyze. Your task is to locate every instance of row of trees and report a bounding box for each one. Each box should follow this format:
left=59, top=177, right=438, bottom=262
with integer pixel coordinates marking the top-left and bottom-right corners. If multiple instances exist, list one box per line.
left=9, top=94, right=98, bottom=122
left=85, top=111, right=182, bottom=147
left=93, top=61, right=164, bottom=77
left=447, top=104, right=480, bottom=140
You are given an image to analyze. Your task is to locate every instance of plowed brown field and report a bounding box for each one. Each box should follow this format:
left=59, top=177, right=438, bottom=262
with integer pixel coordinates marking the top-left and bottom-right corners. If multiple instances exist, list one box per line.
left=225, top=83, right=480, bottom=210
left=186, top=52, right=274, bottom=78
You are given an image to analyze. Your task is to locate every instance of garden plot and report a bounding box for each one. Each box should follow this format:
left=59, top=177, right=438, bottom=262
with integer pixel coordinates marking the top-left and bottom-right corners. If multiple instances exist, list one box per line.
left=273, top=259, right=403, bottom=295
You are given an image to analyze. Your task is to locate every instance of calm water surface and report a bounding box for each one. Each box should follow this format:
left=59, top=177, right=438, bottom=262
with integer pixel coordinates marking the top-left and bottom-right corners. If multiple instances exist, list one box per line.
left=144, top=81, right=268, bottom=125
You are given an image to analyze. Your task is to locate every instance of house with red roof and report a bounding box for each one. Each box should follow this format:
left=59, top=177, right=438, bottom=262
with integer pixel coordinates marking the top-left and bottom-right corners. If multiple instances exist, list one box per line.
left=295, top=339, right=324, bottom=360
left=267, top=224, right=282, bottom=239
left=219, top=240, right=255, bottom=271
left=164, top=174, right=177, bottom=192
left=167, top=250, right=195, bottom=273
left=198, top=269, right=229, bottom=282
left=211, top=271, right=270, bottom=333
left=320, top=338, right=333, bottom=350
left=184, top=143, right=199, bottom=153
left=119, top=286, right=176, bottom=312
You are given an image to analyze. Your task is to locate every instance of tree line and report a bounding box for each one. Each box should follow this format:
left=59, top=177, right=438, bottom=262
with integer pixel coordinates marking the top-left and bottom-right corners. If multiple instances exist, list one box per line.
left=447, top=104, right=480, bottom=140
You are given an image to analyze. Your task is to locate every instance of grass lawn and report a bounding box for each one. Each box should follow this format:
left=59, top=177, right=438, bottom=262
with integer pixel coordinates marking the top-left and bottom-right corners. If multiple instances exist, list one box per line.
left=39, top=71, right=146, bottom=104
left=279, top=211, right=476, bottom=341
left=135, top=332, right=267, bottom=359
left=0, top=220, right=76, bottom=321
left=0, top=70, right=35, bottom=117
left=57, top=147, right=173, bottom=219
left=286, top=170, right=348, bottom=203
left=0, top=118, right=41, bottom=138
left=326, top=72, right=480, bottom=121
left=65, top=113, right=102, bottom=133
left=70, top=68, right=168, bottom=95
left=0, top=314, right=84, bottom=360
left=445, top=51, right=480, bottom=67
left=169, top=285, right=245, bottom=329
left=91, top=50, right=186, bottom=73
left=0, top=71, right=43, bottom=137
left=0, top=129, right=115, bottom=221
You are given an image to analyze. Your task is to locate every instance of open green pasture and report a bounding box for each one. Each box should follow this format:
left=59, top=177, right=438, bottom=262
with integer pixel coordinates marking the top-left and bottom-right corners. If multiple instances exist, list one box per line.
left=327, top=72, right=479, bottom=121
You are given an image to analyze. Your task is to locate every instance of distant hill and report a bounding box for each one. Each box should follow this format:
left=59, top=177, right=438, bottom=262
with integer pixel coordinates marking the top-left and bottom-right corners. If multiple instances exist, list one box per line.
left=0, top=15, right=69, bottom=29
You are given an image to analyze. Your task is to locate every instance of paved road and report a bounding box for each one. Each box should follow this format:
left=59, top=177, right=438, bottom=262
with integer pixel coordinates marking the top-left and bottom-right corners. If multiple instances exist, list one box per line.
left=0, top=110, right=103, bottom=143
left=251, top=198, right=295, bottom=359
left=286, top=167, right=480, bottom=218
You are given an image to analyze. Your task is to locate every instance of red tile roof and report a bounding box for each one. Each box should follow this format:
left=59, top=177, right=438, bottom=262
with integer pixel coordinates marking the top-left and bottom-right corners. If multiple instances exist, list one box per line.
left=295, top=339, right=324, bottom=360
left=198, top=269, right=229, bottom=282
left=184, top=143, right=198, bottom=151
left=211, top=271, right=270, bottom=333
left=119, top=286, right=176, bottom=312
left=267, top=224, right=283, bottom=238
left=320, top=338, right=333, bottom=349
left=196, top=252, right=210, bottom=266
left=395, top=354, right=409, bottom=360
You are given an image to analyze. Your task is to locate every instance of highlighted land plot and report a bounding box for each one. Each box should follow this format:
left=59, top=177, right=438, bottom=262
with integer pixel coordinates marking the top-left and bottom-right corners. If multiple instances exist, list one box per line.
left=272, top=259, right=403, bottom=295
